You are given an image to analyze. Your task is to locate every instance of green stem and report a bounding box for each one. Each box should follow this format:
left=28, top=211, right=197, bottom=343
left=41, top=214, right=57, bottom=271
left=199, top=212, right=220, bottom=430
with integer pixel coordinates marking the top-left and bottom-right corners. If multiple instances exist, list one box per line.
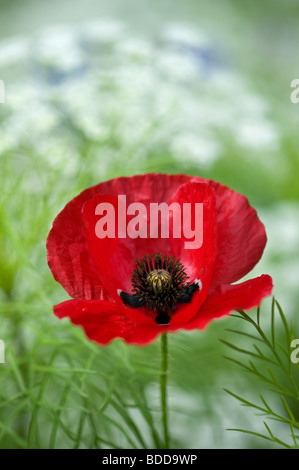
left=160, top=333, right=170, bottom=449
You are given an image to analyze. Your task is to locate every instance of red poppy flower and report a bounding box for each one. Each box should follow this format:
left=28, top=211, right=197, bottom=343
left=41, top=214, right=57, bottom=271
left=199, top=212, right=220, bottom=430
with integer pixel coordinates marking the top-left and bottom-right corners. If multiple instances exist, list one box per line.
left=47, top=173, right=273, bottom=345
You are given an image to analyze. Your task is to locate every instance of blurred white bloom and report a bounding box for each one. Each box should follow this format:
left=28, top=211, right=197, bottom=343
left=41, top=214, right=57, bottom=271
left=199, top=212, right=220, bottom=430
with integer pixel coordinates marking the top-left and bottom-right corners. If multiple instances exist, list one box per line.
left=82, top=19, right=125, bottom=44
left=236, top=119, right=278, bottom=150
left=171, top=133, right=220, bottom=166
left=117, top=38, right=154, bottom=60
left=34, top=27, right=83, bottom=71
left=0, top=20, right=280, bottom=173
left=0, top=37, right=29, bottom=65
left=163, top=23, right=210, bottom=49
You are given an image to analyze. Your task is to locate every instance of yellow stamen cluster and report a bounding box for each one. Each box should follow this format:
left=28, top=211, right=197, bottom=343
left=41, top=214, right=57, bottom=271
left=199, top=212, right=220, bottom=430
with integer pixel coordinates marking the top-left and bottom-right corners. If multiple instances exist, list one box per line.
left=147, top=269, right=172, bottom=295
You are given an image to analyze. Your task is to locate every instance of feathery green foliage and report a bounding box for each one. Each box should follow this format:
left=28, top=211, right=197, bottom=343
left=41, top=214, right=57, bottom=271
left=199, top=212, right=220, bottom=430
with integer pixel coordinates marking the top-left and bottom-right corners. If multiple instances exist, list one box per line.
left=222, top=299, right=299, bottom=448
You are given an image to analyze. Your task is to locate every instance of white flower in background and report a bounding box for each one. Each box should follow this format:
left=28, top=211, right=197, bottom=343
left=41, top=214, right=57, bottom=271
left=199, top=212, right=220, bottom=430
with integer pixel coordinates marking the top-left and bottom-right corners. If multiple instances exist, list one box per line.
left=0, top=20, right=280, bottom=174
left=171, top=133, right=220, bottom=167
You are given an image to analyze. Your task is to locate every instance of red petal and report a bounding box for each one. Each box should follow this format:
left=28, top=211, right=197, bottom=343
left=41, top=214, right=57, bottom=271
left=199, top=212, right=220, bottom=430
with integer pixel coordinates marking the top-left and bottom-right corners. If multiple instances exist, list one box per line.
left=96, top=173, right=193, bottom=206
left=206, top=181, right=268, bottom=286
left=82, top=194, right=135, bottom=302
left=81, top=181, right=218, bottom=326
left=185, top=274, right=273, bottom=330
left=47, top=174, right=269, bottom=308
left=167, top=182, right=217, bottom=326
left=100, top=175, right=268, bottom=286
left=54, top=299, right=162, bottom=345
left=46, top=193, right=108, bottom=300
left=47, top=174, right=192, bottom=300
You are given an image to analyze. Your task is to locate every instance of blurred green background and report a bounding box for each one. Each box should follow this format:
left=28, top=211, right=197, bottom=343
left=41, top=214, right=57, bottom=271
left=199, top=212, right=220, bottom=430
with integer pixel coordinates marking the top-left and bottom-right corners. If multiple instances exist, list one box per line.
left=0, top=0, right=299, bottom=449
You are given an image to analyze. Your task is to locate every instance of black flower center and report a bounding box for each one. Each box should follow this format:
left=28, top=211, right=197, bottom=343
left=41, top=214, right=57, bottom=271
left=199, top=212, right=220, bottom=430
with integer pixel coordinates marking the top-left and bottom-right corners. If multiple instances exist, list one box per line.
left=119, top=252, right=201, bottom=326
